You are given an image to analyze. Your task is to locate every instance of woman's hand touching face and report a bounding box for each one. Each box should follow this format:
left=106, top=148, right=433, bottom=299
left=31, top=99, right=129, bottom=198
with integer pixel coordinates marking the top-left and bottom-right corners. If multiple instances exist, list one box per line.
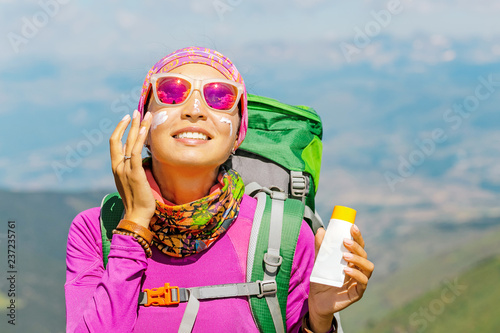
left=109, top=110, right=155, bottom=228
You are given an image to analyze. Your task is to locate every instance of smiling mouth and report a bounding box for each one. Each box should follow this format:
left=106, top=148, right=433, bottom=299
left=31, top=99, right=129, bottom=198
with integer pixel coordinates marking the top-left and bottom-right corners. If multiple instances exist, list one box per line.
left=174, top=132, right=210, bottom=140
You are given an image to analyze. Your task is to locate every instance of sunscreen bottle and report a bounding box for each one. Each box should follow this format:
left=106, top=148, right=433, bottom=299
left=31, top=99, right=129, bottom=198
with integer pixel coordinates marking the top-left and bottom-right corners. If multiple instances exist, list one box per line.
left=310, top=206, right=357, bottom=287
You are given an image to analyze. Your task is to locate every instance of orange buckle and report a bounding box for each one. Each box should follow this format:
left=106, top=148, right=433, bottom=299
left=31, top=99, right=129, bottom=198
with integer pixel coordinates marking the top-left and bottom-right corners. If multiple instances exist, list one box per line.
left=143, top=283, right=180, bottom=306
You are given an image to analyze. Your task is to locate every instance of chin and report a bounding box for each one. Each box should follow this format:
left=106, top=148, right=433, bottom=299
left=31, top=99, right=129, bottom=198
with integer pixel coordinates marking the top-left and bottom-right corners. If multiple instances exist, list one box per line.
left=153, top=152, right=228, bottom=170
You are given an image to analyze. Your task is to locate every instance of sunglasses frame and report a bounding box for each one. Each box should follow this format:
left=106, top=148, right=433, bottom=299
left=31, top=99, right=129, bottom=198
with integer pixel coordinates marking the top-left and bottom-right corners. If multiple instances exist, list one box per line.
left=149, top=73, right=244, bottom=114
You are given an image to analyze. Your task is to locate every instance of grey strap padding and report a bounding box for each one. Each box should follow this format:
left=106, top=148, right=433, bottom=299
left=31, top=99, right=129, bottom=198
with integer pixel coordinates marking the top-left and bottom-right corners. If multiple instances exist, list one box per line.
left=303, top=205, right=325, bottom=233
left=265, top=295, right=284, bottom=332
left=263, top=190, right=286, bottom=333
left=178, top=291, right=199, bottom=333
left=247, top=191, right=267, bottom=281
left=263, top=191, right=286, bottom=279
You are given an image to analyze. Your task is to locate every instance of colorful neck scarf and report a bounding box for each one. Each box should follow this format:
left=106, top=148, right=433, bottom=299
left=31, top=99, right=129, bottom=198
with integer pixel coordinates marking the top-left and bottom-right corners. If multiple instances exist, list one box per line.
left=143, top=158, right=245, bottom=257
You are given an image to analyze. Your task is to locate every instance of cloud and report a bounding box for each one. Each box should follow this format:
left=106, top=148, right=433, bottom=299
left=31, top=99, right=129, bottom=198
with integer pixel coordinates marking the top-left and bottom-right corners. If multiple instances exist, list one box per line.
left=68, top=108, right=90, bottom=126
left=444, top=130, right=500, bottom=186
left=1, top=0, right=499, bottom=240
left=293, top=0, right=328, bottom=9
left=413, top=0, right=500, bottom=13
left=115, top=9, right=138, bottom=29
left=0, top=136, right=114, bottom=191
left=315, top=112, right=500, bottom=230
left=316, top=163, right=499, bottom=234
left=365, top=0, right=500, bottom=13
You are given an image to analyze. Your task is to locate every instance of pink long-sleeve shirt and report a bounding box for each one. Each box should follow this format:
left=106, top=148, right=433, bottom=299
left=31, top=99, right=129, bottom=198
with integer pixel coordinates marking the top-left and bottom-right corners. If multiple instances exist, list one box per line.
left=65, top=194, right=316, bottom=332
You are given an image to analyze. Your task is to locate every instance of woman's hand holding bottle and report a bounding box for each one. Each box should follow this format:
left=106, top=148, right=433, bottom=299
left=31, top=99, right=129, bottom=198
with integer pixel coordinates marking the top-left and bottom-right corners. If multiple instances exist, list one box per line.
left=308, top=223, right=374, bottom=332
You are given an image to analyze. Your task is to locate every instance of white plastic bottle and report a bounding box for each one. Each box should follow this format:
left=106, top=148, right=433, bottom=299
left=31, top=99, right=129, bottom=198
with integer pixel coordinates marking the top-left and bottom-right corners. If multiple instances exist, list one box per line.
left=310, top=206, right=357, bottom=287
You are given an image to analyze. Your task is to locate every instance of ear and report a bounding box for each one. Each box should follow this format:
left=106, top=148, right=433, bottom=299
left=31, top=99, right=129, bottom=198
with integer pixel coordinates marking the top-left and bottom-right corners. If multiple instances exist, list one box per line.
left=232, top=137, right=239, bottom=153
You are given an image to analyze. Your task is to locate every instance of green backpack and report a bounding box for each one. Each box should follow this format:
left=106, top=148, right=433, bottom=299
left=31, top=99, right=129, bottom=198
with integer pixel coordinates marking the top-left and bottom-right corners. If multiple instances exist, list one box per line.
left=232, top=94, right=323, bottom=228
left=100, top=94, right=324, bottom=333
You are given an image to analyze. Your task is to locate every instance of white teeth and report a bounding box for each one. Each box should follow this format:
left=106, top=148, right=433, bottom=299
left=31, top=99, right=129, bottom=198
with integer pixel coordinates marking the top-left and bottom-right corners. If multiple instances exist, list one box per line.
left=176, top=132, right=208, bottom=140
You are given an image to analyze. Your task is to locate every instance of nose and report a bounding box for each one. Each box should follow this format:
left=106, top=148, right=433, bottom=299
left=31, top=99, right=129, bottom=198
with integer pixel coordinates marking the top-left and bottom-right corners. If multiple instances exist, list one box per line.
left=181, top=90, right=208, bottom=121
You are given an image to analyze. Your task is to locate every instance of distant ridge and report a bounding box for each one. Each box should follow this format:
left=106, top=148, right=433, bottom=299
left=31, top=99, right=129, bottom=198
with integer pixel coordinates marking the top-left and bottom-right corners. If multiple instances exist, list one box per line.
left=0, top=189, right=110, bottom=333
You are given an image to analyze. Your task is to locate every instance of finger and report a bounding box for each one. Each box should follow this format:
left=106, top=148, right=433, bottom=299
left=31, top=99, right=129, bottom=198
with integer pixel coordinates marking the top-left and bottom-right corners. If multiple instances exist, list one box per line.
left=344, top=238, right=367, bottom=259
left=351, top=224, right=365, bottom=249
left=343, top=253, right=374, bottom=278
left=130, top=112, right=152, bottom=169
left=344, top=266, right=369, bottom=287
left=314, top=227, right=325, bottom=259
left=124, top=110, right=141, bottom=158
left=110, top=114, right=131, bottom=169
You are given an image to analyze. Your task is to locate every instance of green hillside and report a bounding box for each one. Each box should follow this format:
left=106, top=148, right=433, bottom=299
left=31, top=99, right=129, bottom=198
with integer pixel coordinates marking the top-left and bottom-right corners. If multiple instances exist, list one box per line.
left=360, top=254, right=500, bottom=332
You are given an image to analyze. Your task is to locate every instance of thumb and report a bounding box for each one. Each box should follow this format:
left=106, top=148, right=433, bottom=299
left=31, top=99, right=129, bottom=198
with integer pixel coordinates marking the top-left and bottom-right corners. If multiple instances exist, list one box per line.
left=314, top=227, right=325, bottom=260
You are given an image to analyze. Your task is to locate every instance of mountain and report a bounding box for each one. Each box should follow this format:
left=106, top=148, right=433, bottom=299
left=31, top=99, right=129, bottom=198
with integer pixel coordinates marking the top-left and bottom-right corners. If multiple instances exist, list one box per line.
left=0, top=189, right=109, bottom=333
left=0, top=189, right=498, bottom=332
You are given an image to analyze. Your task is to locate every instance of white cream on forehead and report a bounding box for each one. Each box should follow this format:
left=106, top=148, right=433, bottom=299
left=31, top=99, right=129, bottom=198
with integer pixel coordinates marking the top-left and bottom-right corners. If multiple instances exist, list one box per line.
left=152, top=111, right=168, bottom=130
left=219, top=117, right=233, bottom=136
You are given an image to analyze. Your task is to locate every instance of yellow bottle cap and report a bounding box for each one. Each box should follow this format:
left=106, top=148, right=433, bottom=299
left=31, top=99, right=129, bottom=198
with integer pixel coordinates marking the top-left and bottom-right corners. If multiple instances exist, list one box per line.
left=331, top=206, right=356, bottom=224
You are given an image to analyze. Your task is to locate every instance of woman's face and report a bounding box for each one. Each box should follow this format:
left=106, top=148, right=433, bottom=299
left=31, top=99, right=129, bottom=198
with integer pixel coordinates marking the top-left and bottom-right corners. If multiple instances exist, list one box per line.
left=146, top=63, right=241, bottom=171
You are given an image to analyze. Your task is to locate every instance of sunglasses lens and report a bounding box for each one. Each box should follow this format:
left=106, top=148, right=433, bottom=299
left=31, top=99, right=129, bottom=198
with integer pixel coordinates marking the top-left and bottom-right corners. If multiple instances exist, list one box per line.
left=204, top=82, right=238, bottom=111
left=156, top=77, right=191, bottom=105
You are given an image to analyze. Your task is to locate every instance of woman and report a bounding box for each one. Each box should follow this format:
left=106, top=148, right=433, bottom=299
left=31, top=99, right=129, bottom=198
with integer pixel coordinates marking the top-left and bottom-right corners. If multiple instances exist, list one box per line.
left=65, top=46, right=374, bottom=332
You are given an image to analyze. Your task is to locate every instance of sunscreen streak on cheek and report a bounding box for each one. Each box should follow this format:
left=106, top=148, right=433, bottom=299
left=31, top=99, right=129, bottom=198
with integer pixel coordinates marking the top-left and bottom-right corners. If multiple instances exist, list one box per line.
left=219, top=117, right=233, bottom=136
left=152, top=111, right=168, bottom=130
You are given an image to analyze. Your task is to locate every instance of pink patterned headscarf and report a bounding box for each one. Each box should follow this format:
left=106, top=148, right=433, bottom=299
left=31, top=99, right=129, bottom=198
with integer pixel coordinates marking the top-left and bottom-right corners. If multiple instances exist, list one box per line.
left=138, top=46, right=248, bottom=148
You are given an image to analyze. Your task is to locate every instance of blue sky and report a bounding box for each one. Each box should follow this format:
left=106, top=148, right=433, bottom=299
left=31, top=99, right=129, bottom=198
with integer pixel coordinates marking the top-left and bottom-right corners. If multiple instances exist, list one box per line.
left=1, top=0, right=499, bottom=230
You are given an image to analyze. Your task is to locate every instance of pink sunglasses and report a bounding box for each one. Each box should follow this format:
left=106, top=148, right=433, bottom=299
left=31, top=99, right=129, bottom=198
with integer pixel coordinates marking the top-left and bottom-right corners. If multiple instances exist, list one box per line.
left=149, top=73, right=244, bottom=113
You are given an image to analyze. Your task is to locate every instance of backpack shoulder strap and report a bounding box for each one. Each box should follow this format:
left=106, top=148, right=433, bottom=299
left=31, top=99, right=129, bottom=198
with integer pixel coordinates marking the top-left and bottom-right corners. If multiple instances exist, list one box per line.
left=303, top=205, right=325, bottom=234
left=99, top=192, right=124, bottom=268
left=248, top=190, right=304, bottom=332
